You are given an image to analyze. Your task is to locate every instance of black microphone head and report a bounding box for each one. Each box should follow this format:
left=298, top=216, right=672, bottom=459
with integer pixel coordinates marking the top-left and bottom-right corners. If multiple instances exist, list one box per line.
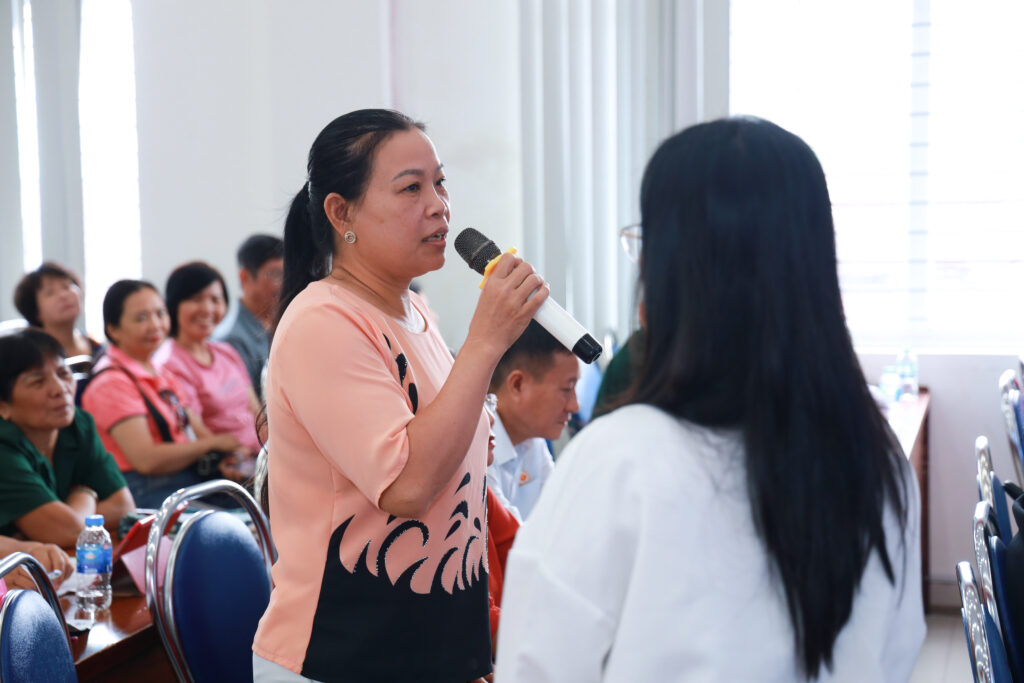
left=455, top=228, right=501, bottom=274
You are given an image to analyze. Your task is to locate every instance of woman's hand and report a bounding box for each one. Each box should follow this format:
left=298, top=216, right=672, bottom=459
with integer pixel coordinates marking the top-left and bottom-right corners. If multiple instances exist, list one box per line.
left=201, top=433, right=243, bottom=454
left=465, top=254, right=549, bottom=358
left=5, top=541, right=75, bottom=591
left=218, top=452, right=256, bottom=482
left=382, top=255, right=549, bottom=518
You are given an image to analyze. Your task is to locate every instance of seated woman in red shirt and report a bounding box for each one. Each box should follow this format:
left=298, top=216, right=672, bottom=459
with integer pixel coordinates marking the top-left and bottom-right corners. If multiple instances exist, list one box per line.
left=160, top=262, right=260, bottom=474
left=81, top=280, right=245, bottom=508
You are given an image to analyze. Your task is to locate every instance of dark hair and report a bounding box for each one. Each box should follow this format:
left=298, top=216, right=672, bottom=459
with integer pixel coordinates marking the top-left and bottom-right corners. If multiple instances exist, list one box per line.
left=102, top=279, right=160, bottom=344
left=630, top=117, right=908, bottom=677
left=278, top=109, right=426, bottom=327
left=13, top=261, right=82, bottom=327
left=237, top=234, right=284, bottom=275
left=489, top=321, right=573, bottom=392
left=165, top=262, right=229, bottom=338
left=0, top=329, right=66, bottom=401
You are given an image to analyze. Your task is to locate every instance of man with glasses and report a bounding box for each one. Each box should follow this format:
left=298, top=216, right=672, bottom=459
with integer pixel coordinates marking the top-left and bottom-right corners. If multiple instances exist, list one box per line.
left=214, top=235, right=284, bottom=397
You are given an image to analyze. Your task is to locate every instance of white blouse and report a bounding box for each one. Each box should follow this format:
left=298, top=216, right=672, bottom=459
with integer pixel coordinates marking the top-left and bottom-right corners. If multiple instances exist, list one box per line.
left=496, top=404, right=925, bottom=682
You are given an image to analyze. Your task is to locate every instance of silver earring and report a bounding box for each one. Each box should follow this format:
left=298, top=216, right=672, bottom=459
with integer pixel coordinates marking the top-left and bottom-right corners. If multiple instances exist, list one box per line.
left=344, top=231, right=356, bottom=244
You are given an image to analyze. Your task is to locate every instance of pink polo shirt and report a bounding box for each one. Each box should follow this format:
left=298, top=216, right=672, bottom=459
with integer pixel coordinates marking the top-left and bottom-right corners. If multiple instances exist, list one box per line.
left=82, top=344, right=190, bottom=472
left=160, top=340, right=259, bottom=452
left=253, top=281, right=492, bottom=682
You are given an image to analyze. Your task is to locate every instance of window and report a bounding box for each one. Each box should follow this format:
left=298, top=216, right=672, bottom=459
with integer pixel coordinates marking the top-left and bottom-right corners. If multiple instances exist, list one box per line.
left=79, top=0, right=143, bottom=335
left=730, top=0, right=1024, bottom=351
left=11, top=0, right=42, bottom=271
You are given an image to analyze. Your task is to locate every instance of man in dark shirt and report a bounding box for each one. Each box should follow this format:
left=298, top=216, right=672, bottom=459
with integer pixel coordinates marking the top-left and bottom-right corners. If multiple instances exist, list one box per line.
left=214, top=234, right=284, bottom=397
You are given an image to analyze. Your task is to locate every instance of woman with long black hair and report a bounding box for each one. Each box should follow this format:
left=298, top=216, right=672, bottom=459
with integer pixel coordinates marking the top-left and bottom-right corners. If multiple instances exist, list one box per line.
left=496, top=117, right=925, bottom=681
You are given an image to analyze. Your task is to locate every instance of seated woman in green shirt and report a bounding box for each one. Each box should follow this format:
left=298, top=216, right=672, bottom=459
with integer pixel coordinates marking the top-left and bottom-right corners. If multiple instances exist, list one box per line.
left=0, top=329, right=134, bottom=547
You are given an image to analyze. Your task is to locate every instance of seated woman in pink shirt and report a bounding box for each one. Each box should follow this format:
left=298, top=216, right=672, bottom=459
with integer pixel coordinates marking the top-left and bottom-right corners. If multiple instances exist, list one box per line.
left=82, top=280, right=245, bottom=508
left=160, top=262, right=260, bottom=475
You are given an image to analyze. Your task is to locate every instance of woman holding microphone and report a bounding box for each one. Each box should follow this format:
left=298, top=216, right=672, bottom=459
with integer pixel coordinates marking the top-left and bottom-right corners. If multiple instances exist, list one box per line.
left=252, top=109, right=545, bottom=682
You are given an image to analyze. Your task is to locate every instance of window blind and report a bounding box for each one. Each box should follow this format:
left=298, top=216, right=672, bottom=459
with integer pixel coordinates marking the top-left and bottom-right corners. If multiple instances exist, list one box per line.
left=730, top=0, right=1024, bottom=352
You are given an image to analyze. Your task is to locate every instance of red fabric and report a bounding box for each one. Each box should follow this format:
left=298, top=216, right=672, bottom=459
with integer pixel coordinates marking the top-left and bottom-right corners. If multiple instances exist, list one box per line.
left=486, top=486, right=520, bottom=644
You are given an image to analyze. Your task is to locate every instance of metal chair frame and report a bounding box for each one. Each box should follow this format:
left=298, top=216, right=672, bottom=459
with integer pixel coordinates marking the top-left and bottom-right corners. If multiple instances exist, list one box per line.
left=64, top=354, right=94, bottom=384
left=999, top=370, right=1024, bottom=486
left=0, top=552, right=71, bottom=652
left=144, top=480, right=275, bottom=683
left=959, top=561, right=997, bottom=683
left=975, top=502, right=1003, bottom=634
left=978, top=436, right=998, bottom=511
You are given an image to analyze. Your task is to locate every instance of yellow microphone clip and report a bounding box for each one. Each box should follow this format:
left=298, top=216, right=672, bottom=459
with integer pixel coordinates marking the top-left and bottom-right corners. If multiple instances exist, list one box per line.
left=479, top=247, right=518, bottom=289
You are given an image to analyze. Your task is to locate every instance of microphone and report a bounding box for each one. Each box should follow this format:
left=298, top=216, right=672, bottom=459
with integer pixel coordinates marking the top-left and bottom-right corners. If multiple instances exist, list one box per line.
left=454, top=228, right=603, bottom=364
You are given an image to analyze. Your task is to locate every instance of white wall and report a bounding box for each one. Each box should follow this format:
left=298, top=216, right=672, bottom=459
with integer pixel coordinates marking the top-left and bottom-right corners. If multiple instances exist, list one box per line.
left=130, top=0, right=388, bottom=323
left=387, top=0, right=523, bottom=348
left=859, top=351, right=1021, bottom=608
left=129, top=0, right=521, bottom=349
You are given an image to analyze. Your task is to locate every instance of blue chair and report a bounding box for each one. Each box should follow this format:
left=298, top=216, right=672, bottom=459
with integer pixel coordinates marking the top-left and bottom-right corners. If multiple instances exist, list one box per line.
left=989, top=530, right=1024, bottom=683
left=0, top=552, right=76, bottom=683
left=977, top=436, right=1013, bottom=544
left=999, top=370, right=1024, bottom=487
left=145, top=480, right=276, bottom=683
left=959, top=560, right=1012, bottom=683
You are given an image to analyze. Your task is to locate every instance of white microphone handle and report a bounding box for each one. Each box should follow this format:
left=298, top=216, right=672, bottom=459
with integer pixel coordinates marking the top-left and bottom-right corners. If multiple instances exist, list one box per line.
left=533, top=297, right=588, bottom=351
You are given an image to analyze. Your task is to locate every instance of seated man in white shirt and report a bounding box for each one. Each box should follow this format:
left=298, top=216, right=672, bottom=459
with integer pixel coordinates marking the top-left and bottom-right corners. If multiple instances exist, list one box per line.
left=486, top=321, right=580, bottom=520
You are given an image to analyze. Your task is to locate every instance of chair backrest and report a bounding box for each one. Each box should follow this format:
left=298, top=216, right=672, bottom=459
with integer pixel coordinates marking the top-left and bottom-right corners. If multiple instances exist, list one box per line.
left=999, top=370, right=1024, bottom=486
left=989, top=530, right=1024, bottom=683
left=977, top=437, right=1013, bottom=543
left=167, top=511, right=271, bottom=683
left=992, top=473, right=1014, bottom=546
left=0, top=553, right=76, bottom=683
left=959, top=560, right=1012, bottom=683
left=145, top=480, right=275, bottom=683
left=0, top=319, right=27, bottom=335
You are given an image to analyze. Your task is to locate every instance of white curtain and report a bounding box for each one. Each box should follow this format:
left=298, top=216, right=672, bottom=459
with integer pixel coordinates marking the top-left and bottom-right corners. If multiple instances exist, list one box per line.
left=1, top=0, right=84, bottom=321
left=1, top=2, right=25, bottom=320
left=31, top=0, right=84, bottom=276
left=517, top=0, right=730, bottom=343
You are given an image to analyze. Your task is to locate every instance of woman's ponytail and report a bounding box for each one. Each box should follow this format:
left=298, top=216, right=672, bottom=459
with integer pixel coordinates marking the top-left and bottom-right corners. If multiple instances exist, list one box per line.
left=276, top=183, right=331, bottom=330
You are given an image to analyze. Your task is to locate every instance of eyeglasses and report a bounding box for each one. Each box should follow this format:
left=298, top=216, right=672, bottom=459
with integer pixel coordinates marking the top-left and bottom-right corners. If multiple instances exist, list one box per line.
left=484, top=393, right=498, bottom=417
left=619, top=223, right=641, bottom=264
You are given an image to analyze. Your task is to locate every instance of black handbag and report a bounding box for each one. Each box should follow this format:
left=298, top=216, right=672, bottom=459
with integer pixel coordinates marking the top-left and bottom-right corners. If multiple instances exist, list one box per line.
left=93, top=364, right=225, bottom=480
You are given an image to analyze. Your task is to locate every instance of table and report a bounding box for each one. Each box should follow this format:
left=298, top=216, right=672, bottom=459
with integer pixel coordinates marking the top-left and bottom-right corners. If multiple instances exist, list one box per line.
left=885, top=389, right=931, bottom=611
left=62, top=570, right=176, bottom=681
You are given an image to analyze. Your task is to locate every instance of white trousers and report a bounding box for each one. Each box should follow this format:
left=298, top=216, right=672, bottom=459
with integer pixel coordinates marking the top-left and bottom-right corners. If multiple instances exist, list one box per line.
left=252, top=652, right=321, bottom=683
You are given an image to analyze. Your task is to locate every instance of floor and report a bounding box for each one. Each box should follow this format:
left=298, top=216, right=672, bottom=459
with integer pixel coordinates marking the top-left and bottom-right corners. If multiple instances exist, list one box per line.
left=910, top=613, right=973, bottom=682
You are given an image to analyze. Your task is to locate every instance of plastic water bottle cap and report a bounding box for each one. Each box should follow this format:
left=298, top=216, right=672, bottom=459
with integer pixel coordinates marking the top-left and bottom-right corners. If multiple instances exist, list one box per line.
left=85, top=514, right=105, bottom=526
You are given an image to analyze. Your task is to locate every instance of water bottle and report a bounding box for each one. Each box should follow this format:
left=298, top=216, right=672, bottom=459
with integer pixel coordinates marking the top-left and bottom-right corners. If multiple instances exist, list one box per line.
left=879, top=365, right=902, bottom=403
left=896, top=347, right=919, bottom=401
left=75, top=514, right=112, bottom=610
